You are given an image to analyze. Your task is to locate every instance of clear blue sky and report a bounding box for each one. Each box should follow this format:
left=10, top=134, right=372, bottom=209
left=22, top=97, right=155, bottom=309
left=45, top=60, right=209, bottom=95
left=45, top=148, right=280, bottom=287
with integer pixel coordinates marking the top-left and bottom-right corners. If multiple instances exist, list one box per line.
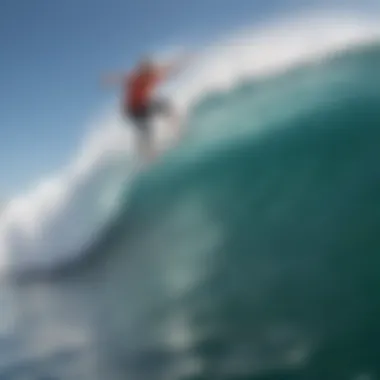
left=0, top=0, right=374, bottom=197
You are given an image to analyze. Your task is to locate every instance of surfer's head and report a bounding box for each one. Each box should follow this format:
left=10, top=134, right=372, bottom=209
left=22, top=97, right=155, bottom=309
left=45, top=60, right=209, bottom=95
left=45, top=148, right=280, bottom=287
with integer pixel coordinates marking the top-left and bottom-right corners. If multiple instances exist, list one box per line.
left=138, top=55, right=154, bottom=72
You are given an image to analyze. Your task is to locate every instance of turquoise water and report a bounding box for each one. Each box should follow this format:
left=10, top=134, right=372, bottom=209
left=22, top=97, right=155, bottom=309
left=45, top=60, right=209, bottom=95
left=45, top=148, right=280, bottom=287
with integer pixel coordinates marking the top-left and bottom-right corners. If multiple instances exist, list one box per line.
left=2, top=42, right=380, bottom=379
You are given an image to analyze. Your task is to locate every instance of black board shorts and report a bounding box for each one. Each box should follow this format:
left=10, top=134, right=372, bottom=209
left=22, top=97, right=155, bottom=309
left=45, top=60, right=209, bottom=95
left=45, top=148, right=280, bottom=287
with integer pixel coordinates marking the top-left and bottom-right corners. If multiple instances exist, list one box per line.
left=126, top=99, right=171, bottom=133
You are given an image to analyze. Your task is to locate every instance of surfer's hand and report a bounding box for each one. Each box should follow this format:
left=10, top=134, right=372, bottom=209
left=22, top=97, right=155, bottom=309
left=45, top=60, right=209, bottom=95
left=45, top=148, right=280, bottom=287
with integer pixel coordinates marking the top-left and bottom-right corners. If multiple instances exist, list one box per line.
left=175, top=53, right=196, bottom=68
left=163, top=53, right=195, bottom=77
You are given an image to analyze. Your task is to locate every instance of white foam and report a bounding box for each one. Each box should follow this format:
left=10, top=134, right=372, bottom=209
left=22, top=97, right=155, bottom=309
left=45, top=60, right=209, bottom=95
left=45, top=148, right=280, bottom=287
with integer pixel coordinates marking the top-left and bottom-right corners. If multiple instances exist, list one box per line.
left=0, top=10, right=379, bottom=275
left=167, top=11, right=380, bottom=110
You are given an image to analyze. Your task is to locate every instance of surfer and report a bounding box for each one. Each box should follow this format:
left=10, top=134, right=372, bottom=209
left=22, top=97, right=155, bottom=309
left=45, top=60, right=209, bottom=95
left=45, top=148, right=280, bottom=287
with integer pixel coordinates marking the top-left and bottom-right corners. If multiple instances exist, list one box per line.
left=102, top=54, right=191, bottom=162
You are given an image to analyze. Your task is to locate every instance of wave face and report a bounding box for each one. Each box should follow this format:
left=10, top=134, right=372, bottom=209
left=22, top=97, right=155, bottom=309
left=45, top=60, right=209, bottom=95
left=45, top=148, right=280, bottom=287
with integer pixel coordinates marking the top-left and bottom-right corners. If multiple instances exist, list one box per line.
left=86, top=42, right=380, bottom=379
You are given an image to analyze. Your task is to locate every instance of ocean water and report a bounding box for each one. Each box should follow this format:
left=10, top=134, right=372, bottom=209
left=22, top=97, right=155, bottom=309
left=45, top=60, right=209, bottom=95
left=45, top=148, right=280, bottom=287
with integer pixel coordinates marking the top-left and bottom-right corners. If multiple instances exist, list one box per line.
left=2, top=39, right=380, bottom=379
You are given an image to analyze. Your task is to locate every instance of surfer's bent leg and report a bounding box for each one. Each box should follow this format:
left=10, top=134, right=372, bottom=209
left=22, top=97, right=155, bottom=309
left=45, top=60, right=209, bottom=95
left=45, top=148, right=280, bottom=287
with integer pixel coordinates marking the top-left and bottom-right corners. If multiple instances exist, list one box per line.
left=126, top=106, right=156, bottom=162
left=153, top=99, right=180, bottom=137
left=137, top=121, right=156, bottom=162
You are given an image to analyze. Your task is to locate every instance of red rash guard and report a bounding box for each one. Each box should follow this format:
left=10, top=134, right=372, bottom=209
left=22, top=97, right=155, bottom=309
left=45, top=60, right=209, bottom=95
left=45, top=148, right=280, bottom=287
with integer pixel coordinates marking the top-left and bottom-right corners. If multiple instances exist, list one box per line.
left=124, top=69, right=164, bottom=111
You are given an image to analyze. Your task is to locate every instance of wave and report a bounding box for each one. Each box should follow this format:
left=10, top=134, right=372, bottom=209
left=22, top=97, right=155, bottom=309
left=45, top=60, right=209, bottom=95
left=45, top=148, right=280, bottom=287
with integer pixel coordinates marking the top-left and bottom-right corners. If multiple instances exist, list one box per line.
left=88, top=42, right=380, bottom=379
left=1, top=11, right=380, bottom=277
left=16, top=38, right=380, bottom=282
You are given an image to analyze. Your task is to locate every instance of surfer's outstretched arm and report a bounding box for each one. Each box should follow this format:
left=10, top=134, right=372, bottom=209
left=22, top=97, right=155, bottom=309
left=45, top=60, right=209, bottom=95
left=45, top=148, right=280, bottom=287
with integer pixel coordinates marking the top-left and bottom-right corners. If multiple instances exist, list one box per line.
left=158, top=53, right=194, bottom=78
left=101, top=73, right=129, bottom=88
